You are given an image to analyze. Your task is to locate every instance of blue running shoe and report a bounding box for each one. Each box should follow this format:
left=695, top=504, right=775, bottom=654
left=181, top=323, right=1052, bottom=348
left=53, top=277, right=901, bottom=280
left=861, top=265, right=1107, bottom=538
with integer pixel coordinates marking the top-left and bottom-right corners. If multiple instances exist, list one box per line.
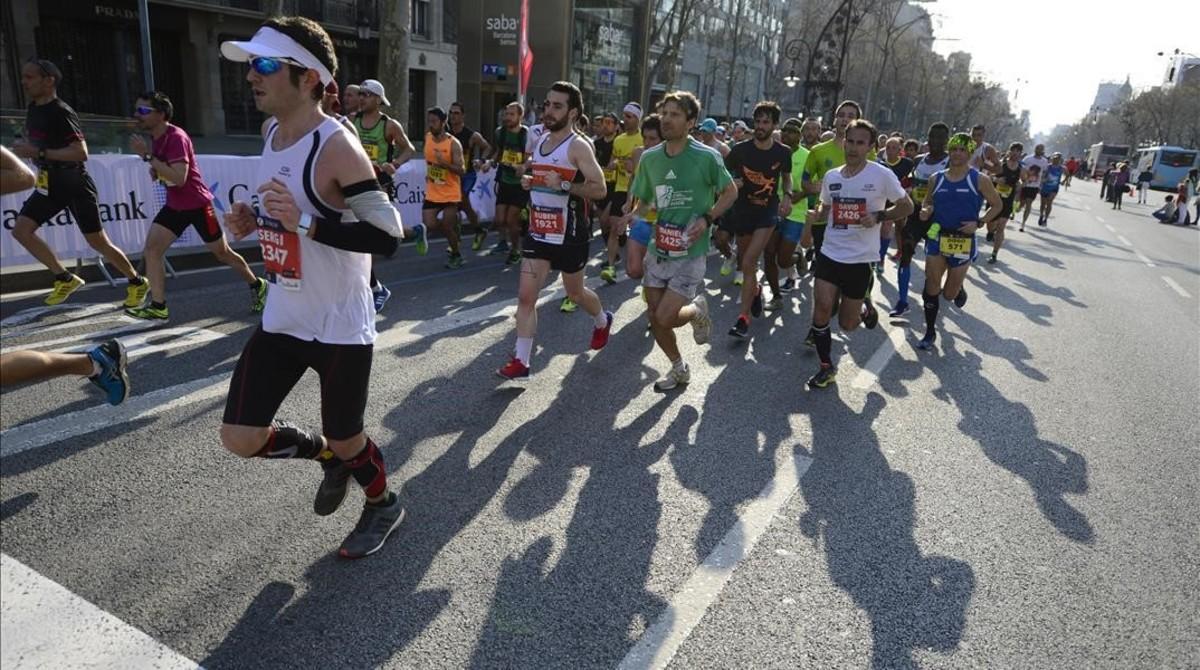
left=373, top=282, right=392, bottom=313
left=87, top=339, right=129, bottom=405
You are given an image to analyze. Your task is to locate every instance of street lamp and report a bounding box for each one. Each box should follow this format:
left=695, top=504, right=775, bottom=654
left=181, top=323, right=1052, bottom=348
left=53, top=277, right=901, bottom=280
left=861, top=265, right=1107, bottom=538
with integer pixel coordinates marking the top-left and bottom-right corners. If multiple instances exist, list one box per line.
left=782, top=38, right=812, bottom=89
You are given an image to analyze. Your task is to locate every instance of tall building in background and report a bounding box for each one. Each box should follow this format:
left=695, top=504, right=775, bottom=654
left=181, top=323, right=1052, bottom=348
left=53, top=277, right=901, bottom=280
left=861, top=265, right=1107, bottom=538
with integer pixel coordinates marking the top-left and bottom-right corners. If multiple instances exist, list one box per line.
left=0, top=0, right=458, bottom=150
left=1090, top=77, right=1133, bottom=116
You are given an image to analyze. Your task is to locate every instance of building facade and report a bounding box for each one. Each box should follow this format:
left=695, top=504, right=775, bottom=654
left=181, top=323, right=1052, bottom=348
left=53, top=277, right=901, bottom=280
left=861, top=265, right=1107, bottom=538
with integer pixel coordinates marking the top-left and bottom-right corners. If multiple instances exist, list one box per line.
left=1, top=0, right=458, bottom=150
left=454, top=0, right=650, bottom=135
left=645, top=0, right=785, bottom=123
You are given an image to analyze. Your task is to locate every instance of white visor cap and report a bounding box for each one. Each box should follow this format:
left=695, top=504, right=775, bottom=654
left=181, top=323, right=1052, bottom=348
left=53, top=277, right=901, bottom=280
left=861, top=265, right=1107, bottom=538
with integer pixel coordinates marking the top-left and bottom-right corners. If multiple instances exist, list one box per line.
left=221, top=26, right=334, bottom=86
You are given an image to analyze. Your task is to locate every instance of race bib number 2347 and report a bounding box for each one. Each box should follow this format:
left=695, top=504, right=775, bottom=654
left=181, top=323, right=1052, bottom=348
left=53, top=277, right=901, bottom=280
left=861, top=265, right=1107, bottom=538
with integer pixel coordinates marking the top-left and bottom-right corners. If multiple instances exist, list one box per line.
left=258, top=217, right=302, bottom=290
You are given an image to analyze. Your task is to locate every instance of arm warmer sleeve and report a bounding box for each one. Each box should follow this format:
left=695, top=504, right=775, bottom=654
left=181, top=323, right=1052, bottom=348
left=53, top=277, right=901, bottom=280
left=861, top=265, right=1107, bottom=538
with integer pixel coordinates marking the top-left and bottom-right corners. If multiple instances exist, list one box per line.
left=344, top=186, right=404, bottom=238
left=311, top=218, right=400, bottom=257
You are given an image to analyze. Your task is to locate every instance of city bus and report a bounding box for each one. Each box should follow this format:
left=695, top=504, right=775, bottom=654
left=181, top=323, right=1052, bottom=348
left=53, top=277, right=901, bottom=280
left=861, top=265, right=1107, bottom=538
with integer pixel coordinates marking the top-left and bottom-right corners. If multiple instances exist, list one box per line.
left=1086, top=142, right=1130, bottom=178
left=1131, top=145, right=1199, bottom=190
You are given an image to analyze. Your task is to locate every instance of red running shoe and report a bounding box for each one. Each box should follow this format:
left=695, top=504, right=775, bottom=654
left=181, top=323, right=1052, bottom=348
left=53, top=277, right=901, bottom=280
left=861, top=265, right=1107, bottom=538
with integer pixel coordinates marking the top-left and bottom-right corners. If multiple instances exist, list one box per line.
left=497, top=357, right=530, bottom=381
left=590, top=311, right=614, bottom=350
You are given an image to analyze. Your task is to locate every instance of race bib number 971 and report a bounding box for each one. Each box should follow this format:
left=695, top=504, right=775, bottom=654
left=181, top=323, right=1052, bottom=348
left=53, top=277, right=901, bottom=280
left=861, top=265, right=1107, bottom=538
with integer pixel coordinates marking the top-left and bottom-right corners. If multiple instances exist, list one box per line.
left=258, top=217, right=302, bottom=290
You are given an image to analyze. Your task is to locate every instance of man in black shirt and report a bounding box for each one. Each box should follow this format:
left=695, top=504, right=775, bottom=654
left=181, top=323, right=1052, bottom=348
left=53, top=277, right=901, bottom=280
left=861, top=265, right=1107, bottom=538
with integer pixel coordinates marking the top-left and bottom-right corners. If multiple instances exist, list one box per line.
left=723, top=101, right=793, bottom=338
left=11, top=58, right=147, bottom=307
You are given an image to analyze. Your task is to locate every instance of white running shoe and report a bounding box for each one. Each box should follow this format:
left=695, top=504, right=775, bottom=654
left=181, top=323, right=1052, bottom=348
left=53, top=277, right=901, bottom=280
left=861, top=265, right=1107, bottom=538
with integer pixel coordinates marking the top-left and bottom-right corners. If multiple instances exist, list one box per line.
left=654, top=363, right=691, bottom=391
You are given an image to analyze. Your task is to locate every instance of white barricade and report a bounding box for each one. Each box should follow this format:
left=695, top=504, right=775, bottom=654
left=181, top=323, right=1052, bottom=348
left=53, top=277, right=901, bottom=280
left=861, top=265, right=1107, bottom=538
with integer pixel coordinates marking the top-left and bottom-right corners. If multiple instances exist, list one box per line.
left=0, top=155, right=496, bottom=270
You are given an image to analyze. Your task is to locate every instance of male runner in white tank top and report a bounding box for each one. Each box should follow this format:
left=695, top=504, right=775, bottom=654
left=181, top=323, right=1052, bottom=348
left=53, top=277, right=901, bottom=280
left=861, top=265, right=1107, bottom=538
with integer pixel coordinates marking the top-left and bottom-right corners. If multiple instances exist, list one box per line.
left=218, top=17, right=407, bottom=559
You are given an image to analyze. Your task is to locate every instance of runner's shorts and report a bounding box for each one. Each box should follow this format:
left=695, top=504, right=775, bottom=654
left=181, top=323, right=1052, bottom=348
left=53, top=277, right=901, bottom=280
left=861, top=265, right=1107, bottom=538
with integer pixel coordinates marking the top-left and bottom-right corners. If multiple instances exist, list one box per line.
left=18, top=165, right=103, bottom=234
left=777, top=217, right=805, bottom=244
left=814, top=251, right=872, bottom=300
left=223, top=327, right=374, bottom=440
left=522, top=236, right=590, bottom=274
left=461, top=171, right=477, bottom=199
left=423, top=199, right=461, bottom=210
left=608, top=191, right=629, bottom=215
left=629, top=218, right=653, bottom=246
left=496, top=181, right=529, bottom=208
left=925, top=231, right=977, bottom=268
left=154, top=204, right=223, bottom=243
left=728, top=206, right=778, bottom=236
left=643, top=254, right=706, bottom=300
left=1020, top=186, right=1039, bottom=201
left=1040, top=187, right=1059, bottom=198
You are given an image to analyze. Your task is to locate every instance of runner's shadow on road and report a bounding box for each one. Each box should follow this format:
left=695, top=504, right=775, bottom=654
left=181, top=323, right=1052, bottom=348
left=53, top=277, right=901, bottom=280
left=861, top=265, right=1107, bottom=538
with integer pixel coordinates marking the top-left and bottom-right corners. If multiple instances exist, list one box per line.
left=798, top=391, right=975, bottom=668
left=1003, top=242, right=1067, bottom=269
left=471, top=400, right=696, bottom=668
left=991, top=263, right=1087, bottom=309
left=201, top=336, right=532, bottom=669
left=969, top=269, right=1056, bottom=327
left=931, top=341, right=1094, bottom=544
left=0, top=492, right=37, bottom=521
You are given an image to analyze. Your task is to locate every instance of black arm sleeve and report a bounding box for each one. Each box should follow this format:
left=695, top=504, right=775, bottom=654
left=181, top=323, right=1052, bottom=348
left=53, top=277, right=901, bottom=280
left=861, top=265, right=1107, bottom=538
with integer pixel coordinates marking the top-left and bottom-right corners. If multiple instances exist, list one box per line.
left=311, top=219, right=400, bottom=257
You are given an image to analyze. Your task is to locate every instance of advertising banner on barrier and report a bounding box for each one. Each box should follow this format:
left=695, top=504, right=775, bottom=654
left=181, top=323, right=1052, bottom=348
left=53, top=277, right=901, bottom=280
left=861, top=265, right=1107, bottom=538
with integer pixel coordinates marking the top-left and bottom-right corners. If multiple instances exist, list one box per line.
left=0, top=155, right=496, bottom=271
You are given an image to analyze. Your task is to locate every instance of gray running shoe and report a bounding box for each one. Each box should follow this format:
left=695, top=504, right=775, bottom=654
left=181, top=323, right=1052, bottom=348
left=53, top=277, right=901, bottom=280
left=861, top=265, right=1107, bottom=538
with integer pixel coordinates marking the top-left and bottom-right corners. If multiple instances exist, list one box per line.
left=339, top=493, right=406, bottom=559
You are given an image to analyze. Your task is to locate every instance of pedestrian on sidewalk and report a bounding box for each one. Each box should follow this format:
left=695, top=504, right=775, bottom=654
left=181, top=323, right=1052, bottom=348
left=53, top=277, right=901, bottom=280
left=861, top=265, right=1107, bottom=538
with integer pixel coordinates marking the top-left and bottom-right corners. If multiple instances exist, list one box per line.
left=1136, top=167, right=1153, bottom=203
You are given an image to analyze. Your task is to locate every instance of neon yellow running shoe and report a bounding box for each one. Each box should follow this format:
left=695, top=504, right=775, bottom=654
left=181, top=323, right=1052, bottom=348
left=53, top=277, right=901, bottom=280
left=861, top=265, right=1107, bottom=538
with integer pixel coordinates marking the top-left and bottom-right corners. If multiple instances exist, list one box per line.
left=44, top=274, right=85, bottom=306
left=124, top=279, right=149, bottom=309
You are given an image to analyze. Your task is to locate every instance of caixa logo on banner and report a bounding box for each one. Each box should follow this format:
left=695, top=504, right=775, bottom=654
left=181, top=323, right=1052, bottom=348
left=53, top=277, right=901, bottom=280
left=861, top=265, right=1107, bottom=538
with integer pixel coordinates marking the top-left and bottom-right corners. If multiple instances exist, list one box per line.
left=1, top=190, right=149, bottom=230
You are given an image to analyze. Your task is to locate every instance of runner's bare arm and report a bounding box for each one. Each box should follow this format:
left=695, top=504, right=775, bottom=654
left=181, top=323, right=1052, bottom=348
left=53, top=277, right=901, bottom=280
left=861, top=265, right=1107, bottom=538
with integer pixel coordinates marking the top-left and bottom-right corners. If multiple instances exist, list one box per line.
left=473, top=132, right=491, bottom=163
left=568, top=139, right=608, bottom=201
left=711, top=179, right=738, bottom=219
left=976, top=174, right=1004, bottom=229
left=445, top=138, right=466, bottom=176
left=18, top=138, right=88, bottom=163
left=883, top=193, right=914, bottom=222
left=387, top=119, right=416, bottom=167
left=0, top=145, right=36, bottom=194
left=153, top=160, right=189, bottom=186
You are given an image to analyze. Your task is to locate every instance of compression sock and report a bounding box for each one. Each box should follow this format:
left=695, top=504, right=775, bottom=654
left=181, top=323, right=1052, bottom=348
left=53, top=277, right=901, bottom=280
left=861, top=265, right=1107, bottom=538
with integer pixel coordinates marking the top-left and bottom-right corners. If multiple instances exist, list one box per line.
left=898, top=265, right=911, bottom=304
left=813, top=322, right=833, bottom=366
left=879, top=237, right=891, bottom=263
left=254, top=421, right=330, bottom=460
left=515, top=337, right=534, bottom=366
left=922, top=291, right=940, bottom=339
left=346, top=438, right=388, bottom=499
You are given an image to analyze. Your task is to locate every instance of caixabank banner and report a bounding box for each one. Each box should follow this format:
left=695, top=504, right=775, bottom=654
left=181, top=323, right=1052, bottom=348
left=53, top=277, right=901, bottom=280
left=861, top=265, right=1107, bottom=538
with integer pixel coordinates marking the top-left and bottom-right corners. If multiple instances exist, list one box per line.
left=0, top=155, right=498, bottom=270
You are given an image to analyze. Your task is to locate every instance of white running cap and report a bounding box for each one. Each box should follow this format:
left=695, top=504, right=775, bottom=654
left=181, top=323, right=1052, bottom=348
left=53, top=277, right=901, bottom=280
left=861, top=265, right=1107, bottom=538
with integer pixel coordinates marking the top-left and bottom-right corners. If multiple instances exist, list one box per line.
left=359, top=79, right=390, bottom=107
left=221, top=26, right=334, bottom=86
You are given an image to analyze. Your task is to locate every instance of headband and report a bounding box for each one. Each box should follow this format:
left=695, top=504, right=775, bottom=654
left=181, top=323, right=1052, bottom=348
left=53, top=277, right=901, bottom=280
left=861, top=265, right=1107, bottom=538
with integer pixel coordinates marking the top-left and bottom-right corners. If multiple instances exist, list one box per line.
left=220, top=26, right=334, bottom=86
left=623, top=102, right=643, bottom=119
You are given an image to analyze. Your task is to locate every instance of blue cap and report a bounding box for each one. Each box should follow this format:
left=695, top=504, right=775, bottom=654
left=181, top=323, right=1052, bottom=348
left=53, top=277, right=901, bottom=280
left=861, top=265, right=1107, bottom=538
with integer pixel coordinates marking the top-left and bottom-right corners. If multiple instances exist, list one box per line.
left=699, top=118, right=718, bottom=133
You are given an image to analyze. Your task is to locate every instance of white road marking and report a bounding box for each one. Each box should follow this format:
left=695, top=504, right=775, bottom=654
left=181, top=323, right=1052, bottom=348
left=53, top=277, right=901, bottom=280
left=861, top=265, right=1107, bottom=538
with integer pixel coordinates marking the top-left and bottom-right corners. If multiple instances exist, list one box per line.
left=0, top=276, right=619, bottom=458
left=1116, top=235, right=1132, bottom=246
left=0, top=373, right=229, bottom=458
left=619, top=452, right=813, bottom=670
left=1, top=554, right=201, bottom=670
left=1, top=320, right=159, bottom=354
left=3, top=313, right=142, bottom=340
left=0, top=303, right=118, bottom=328
left=1095, top=216, right=1105, bottom=223
left=1134, top=251, right=1156, bottom=267
left=853, top=326, right=909, bottom=390
left=1161, top=276, right=1192, bottom=299
left=1104, top=224, right=1116, bottom=233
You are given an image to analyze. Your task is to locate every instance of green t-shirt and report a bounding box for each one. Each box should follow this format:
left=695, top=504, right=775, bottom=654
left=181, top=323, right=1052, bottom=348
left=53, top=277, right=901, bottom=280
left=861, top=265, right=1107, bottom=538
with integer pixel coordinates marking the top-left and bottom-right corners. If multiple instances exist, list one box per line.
left=802, top=139, right=874, bottom=226
left=631, top=138, right=733, bottom=260
left=783, top=144, right=810, bottom=222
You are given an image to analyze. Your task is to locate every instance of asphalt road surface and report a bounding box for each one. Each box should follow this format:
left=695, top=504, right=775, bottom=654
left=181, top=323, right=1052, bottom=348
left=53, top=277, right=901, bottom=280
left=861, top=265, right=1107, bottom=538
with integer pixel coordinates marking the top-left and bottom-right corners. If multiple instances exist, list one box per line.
left=2, top=179, right=1197, bottom=669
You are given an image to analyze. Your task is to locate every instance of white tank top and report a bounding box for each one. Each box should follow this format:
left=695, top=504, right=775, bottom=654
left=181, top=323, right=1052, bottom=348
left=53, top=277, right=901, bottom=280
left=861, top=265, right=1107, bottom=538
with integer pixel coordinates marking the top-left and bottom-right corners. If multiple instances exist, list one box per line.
left=971, top=142, right=993, bottom=170
left=255, top=116, right=375, bottom=345
left=527, top=132, right=587, bottom=246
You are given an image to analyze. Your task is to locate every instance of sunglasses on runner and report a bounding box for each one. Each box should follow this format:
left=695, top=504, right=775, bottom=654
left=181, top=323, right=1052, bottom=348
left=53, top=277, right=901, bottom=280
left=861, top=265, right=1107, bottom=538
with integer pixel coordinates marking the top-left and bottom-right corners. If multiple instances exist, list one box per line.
left=249, top=56, right=305, bottom=76
left=134, top=105, right=155, bottom=116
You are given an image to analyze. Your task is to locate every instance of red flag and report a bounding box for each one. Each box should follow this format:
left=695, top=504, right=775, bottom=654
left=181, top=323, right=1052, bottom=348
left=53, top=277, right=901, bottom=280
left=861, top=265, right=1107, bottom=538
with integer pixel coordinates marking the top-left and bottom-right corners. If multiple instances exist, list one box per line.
left=518, top=0, right=533, bottom=105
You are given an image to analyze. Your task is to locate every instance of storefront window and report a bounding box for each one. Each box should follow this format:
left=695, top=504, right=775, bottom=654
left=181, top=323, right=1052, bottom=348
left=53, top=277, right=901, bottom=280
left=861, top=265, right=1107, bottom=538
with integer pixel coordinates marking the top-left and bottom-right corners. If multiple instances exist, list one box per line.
left=570, top=2, right=638, bottom=117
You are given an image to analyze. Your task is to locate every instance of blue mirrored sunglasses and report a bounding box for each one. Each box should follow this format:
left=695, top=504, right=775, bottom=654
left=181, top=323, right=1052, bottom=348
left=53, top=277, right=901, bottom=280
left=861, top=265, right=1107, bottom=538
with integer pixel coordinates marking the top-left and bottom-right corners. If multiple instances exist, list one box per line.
left=249, top=56, right=304, bottom=76
left=134, top=105, right=154, bottom=115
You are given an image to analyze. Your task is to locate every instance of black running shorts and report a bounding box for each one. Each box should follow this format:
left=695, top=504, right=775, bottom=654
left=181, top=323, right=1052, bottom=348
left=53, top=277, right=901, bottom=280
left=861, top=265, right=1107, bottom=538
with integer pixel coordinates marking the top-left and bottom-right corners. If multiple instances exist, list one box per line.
left=223, top=327, right=374, bottom=440
left=496, top=181, right=529, bottom=208
left=18, top=166, right=103, bottom=234
left=154, top=204, right=223, bottom=243
left=521, top=236, right=589, bottom=274
left=814, top=251, right=872, bottom=301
